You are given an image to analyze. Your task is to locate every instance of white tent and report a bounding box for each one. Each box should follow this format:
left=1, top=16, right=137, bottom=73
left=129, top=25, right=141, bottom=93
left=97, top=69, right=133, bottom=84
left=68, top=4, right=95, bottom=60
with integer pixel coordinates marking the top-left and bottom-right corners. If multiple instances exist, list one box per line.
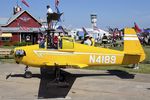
left=68, top=28, right=110, bottom=40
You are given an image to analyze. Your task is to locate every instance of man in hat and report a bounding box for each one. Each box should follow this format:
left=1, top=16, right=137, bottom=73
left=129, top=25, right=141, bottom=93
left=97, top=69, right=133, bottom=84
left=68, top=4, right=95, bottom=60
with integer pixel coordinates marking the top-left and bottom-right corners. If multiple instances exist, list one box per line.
left=84, top=34, right=92, bottom=46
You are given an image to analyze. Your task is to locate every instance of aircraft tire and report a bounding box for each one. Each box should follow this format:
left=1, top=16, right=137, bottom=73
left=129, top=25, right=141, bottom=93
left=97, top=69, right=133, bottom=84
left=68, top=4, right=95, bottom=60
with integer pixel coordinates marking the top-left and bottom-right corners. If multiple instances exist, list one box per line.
left=24, top=71, right=32, bottom=78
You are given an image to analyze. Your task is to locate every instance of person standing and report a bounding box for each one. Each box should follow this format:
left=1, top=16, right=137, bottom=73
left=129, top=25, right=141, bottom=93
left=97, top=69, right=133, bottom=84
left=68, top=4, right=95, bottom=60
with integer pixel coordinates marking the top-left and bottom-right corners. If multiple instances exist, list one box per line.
left=102, top=34, right=108, bottom=44
left=47, top=5, right=53, bottom=29
left=102, top=34, right=108, bottom=47
left=84, top=35, right=92, bottom=46
left=53, top=33, right=59, bottom=49
left=90, top=35, right=95, bottom=46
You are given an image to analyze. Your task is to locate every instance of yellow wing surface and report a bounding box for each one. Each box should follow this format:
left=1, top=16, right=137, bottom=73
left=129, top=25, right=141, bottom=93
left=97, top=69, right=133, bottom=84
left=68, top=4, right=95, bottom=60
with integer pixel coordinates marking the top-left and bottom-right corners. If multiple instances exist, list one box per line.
left=14, top=28, right=145, bottom=68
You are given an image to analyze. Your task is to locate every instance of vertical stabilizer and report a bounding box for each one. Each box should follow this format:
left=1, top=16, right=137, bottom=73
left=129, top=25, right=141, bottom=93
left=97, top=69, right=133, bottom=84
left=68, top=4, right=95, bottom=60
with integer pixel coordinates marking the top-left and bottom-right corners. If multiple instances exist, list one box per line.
left=124, top=28, right=145, bottom=62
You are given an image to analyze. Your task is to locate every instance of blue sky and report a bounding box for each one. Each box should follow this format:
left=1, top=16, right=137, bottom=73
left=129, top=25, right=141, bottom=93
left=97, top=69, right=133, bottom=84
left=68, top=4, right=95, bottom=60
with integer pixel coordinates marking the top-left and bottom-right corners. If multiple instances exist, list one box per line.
left=0, top=0, right=150, bottom=29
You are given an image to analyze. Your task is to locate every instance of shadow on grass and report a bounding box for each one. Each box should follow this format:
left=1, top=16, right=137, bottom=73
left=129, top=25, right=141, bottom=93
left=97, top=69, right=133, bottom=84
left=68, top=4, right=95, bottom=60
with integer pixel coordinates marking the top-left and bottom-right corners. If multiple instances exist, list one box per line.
left=122, top=65, right=134, bottom=69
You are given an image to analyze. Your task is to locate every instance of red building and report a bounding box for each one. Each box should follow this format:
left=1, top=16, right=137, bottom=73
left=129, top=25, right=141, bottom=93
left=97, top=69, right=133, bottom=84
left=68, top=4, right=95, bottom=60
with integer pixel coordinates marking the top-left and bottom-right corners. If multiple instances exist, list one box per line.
left=0, top=6, right=42, bottom=46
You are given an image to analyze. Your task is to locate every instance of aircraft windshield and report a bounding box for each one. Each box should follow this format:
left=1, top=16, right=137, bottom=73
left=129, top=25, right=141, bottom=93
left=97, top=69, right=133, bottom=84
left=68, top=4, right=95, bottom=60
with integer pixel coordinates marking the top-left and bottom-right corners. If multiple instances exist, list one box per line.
left=59, top=37, right=74, bottom=49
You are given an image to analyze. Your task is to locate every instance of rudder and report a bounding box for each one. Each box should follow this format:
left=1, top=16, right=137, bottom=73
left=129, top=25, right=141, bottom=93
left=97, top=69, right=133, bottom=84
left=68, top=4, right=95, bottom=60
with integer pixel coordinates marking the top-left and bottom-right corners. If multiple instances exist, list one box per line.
left=123, top=28, right=145, bottom=62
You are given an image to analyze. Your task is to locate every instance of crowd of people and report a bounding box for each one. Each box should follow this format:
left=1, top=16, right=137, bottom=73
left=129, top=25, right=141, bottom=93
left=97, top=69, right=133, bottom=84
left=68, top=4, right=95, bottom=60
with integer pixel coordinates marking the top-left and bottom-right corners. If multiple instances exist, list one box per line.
left=95, top=33, right=123, bottom=47
left=138, top=33, right=150, bottom=46
left=37, top=32, right=65, bottom=49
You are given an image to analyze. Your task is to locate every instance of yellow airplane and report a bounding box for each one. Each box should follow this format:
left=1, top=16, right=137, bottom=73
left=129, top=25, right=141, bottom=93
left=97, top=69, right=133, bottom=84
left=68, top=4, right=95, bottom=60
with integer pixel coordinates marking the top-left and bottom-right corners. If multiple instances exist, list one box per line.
left=13, top=28, right=145, bottom=78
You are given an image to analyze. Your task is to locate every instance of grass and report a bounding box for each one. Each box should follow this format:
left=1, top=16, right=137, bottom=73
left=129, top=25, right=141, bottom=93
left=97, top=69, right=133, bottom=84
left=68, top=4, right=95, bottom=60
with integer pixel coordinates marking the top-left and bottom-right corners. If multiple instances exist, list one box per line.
left=0, top=46, right=16, bottom=49
left=143, top=46, right=150, bottom=61
left=85, top=64, right=150, bottom=74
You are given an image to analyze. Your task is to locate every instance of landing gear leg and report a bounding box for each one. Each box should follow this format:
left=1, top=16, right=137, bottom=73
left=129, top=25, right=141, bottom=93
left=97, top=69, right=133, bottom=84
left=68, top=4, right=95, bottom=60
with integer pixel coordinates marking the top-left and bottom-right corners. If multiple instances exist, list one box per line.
left=52, top=67, right=69, bottom=87
left=133, top=63, right=139, bottom=69
left=24, top=65, right=32, bottom=78
left=54, top=67, right=64, bottom=82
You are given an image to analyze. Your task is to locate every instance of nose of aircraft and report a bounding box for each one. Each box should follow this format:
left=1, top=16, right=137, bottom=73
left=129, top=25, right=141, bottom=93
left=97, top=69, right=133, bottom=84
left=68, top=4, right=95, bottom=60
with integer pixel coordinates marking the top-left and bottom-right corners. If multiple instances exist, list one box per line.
left=14, top=49, right=26, bottom=64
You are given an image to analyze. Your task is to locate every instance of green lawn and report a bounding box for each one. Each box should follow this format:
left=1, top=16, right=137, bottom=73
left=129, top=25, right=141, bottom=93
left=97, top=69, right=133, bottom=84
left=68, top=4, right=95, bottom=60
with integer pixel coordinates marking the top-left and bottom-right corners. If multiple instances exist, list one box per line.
left=0, top=46, right=16, bottom=49
left=85, top=64, right=150, bottom=74
left=143, top=46, right=150, bottom=61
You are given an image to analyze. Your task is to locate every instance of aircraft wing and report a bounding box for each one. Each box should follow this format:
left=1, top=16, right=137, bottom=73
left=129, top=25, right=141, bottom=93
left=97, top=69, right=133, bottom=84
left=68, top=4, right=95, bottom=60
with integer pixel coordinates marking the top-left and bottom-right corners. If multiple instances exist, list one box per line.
left=76, top=64, right=88, bottom=68
left=124, top=53, right=140, bottom=56
left=45, top=63, right=88, bottom=68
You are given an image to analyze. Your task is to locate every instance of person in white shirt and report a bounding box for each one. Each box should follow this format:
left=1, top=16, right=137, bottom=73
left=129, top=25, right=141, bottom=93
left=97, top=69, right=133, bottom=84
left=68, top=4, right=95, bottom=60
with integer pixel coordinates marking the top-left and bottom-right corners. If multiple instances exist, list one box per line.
left=47, top=5, right=53, bottom=29
left=47, top=5, right=53, bottom=13
left=84, top=35, right=92, bottom=46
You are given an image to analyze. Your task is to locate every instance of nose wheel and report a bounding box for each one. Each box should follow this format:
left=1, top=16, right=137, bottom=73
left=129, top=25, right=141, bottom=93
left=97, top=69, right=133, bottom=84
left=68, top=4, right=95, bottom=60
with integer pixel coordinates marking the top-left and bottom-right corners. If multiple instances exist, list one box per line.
left=24, top=66, right=32, bottom=78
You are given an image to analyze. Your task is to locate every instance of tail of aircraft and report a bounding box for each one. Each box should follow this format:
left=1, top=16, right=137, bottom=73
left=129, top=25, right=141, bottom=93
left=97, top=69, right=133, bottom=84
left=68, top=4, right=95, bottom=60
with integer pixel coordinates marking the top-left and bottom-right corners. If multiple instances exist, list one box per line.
left=123, top=28, right=145, bottom=62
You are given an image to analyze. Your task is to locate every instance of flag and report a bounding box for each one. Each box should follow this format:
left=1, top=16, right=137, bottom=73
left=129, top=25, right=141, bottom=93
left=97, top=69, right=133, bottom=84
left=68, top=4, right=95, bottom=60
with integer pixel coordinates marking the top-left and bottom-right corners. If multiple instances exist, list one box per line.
left=55, top=0, right=59, bottom=8
left=21, top=0, right=30, bottom=7
left=134, top=22, right=141, bottom=33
